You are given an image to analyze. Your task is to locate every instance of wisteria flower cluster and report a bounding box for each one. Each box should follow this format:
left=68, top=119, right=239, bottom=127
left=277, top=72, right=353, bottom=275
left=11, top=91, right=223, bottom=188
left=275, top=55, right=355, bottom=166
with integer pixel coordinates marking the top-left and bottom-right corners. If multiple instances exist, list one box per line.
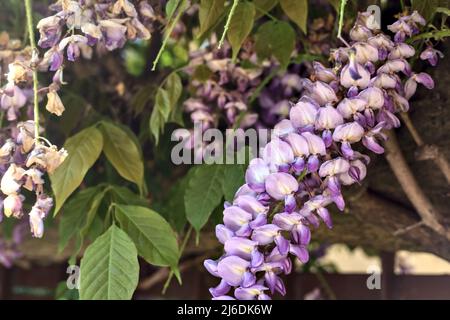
left=0, top=32, right=67, bottom=240
left=36, top=0, right=157, bottom=116
left=0, top=0, right=160, bottom=243
left=204, top=10, right=440, bottom=300
left=177, top=37, right=304, bottom=151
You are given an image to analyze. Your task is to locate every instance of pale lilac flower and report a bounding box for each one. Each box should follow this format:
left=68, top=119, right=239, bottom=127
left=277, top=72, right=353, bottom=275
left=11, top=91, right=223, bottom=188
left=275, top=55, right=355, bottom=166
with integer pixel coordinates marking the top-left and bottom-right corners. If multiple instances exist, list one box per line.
left=217, top=256, right=251, bottom=287
left=289, top=97, right=319, bottom=130
left=420, top=46, right=444, bottom=66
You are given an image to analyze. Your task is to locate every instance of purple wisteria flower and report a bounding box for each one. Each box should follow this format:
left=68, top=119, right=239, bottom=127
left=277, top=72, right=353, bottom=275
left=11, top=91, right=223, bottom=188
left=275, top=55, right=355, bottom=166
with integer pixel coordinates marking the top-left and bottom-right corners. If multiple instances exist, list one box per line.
left=205, top=10, right=438, bottom=300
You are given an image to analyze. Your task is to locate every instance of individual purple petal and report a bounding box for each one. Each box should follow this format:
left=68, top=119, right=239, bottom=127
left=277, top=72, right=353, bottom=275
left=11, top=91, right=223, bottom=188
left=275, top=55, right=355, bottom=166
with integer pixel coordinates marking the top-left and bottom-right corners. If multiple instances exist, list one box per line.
left=242, top=271, right=256, bottom=288
left=315, top=104, right=344, bottom=130
left=249, top=213, right=267, bottom=229
left=265, top=172, right=298, bottom=200
left=362, top=136, right=385, bottom=154
left=217, top=256, right=250, bottom=286
left=289, top=97, right=318, bottom=129
left=245, top=158, right=270, bottom=192
left=317, top=207, right=333, bottom=228
left=302, top=132, right=326, bottom=156
left=223, top=206, right=252, bottom=231
left=216, top=224, right=234, bottom=244
left=234, top=195, right=268, bottom=216
left=273, top=212, right=302, bottom=231
left=204, top=259, right=219, bottom=277
left=235, top=285, right=269, bottom=300
left=294, top=224, right=311, bottom=245
left=333, top=122, right=365, bottom=143
left=414, top=72, right=434, bottom=89
left=251, top=249, right=264, bottom=268
left=319, top=158, right=351, bottom=177
left=275, top=235, right=289, bottom=255
left=290, top=244, right=309, bottom=263
left=262, top=138, right=294, bottom=170
left=224, top=237, right=257, bottom=260
left=251, top=224, right=280, bottom=245
left=284, top=194, right=296, bottom=213
left=210, top=279, right=231, bottom=297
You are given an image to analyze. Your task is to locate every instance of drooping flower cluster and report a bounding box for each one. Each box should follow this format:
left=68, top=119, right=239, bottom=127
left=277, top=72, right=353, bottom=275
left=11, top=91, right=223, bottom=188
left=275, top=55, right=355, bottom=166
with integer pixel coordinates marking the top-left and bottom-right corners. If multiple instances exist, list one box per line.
left=176, top=37, right=304, bottom=152
left=0, top=32, right=67, bottom=240
left=204, top=10, right=439, bottom=300
left=36, top=0, right=157, bottom=116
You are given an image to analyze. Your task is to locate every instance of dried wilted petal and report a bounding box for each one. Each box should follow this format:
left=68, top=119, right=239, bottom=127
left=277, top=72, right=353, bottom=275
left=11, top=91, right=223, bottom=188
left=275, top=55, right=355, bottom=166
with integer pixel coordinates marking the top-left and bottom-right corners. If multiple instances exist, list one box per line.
left=3, top=193, right=24, bottom=218
left=1, top=164, right=25, bottom=195
left=45, top=90, right=65, bottom=116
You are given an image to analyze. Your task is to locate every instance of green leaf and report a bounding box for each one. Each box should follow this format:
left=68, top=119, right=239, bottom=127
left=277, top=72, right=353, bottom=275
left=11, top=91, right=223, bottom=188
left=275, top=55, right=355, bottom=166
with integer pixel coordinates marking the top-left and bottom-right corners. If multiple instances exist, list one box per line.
left=99, top=122, right=144, bottom=190
left=165, top=0, right=180, bottom=21
left=254, top=0, right=279, bottom=19
left=198, top=0, right=227, bottom=37
left=150, top=72, right=182, bottom=145
left=222, top=164, right=246, bottom=201
left=227, top=2, right=255, bottom=61
left=114, top=204, right=180, bottom=268
left=51, top=126, right=103, bottom=215
left=79, top=225, right=139, bottom=300
left=109, top=185, right=148, bottom=206
left=58, top=186, right=104, bottom=252
left=280, top=0, right=308, bottom=33
left=185, top=164, right=224, bottom=232
left=255, top=21, right=295, bottom=69
left=158, top=169, right=197, bottom=232
left=79, top=188, right=108, bottom=239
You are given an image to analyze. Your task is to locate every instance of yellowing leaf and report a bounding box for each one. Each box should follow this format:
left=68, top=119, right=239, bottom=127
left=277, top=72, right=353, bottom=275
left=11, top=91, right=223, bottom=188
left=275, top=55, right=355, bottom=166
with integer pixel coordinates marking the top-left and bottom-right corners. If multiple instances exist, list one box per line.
left=99, top=122, right=144, bottom=190
left=227, top=2, right=255, bottom=61
left=51, top=126, right=103, bottom=215
left=280, top=0, right=308, bottom=33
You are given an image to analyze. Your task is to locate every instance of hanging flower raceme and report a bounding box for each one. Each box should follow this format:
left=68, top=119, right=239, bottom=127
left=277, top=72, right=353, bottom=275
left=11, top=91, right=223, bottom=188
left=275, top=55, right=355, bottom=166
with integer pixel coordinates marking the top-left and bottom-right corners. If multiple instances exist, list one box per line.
left=205, top=10, right=438, bottom=300
left=0, top=32, right=67, bottom=242
left=174, top=35, right=307, bottom=155
left=35, top=0, right=158, bottom=117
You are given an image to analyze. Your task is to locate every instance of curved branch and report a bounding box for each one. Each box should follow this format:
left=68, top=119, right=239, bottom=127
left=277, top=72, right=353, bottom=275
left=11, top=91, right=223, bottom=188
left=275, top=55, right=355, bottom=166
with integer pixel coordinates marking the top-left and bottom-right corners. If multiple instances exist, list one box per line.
left=384, top=130, right=450, bottom=240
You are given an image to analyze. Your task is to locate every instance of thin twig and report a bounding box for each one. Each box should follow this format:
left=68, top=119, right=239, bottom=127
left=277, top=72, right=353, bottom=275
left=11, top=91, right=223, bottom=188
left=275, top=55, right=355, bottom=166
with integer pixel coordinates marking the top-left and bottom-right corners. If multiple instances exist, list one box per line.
left=393, top=221, right=425, bottom=236
left=218, top=0, right=240, bottom=49
left=384, top=130, right=450, bottom=240
left=337, top=0, right=350, bottom=48
left=151, top=0, right=187, bottom=71
left=24, top=0, right=40, bottom=142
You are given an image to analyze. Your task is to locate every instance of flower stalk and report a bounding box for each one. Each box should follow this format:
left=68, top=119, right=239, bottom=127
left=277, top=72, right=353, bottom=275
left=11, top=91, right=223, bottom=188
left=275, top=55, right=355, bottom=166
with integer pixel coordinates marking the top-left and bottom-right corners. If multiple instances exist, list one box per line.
left=24, top=0, right=40, bottom=142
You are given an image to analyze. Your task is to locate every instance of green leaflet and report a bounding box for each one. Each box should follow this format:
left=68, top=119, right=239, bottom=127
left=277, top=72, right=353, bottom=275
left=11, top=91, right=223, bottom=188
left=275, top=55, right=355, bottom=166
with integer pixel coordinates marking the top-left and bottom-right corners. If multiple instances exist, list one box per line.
left=150, top=72, right=182, bottom=145
left=254, top=0, right=279, bottom=19
left=51, top=126, right=103, bottom=215
left=184, top=164, right=224, bottom=232
left=58, top=185, right=104, bottom=252
left=280, top=0, right=308, bottom=33
left=222, top=164, right=246, bottom=202
left=227, top=1, right=255, bottom=61
left=79, top=225, right=139, bottom=300
left=114, top=204, right=180, bottom=268
left=99, top=121, right=144, bottom=191
left=255, top=20, right=296, bottom=69
left=198, top=0, right=227, bottom=37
